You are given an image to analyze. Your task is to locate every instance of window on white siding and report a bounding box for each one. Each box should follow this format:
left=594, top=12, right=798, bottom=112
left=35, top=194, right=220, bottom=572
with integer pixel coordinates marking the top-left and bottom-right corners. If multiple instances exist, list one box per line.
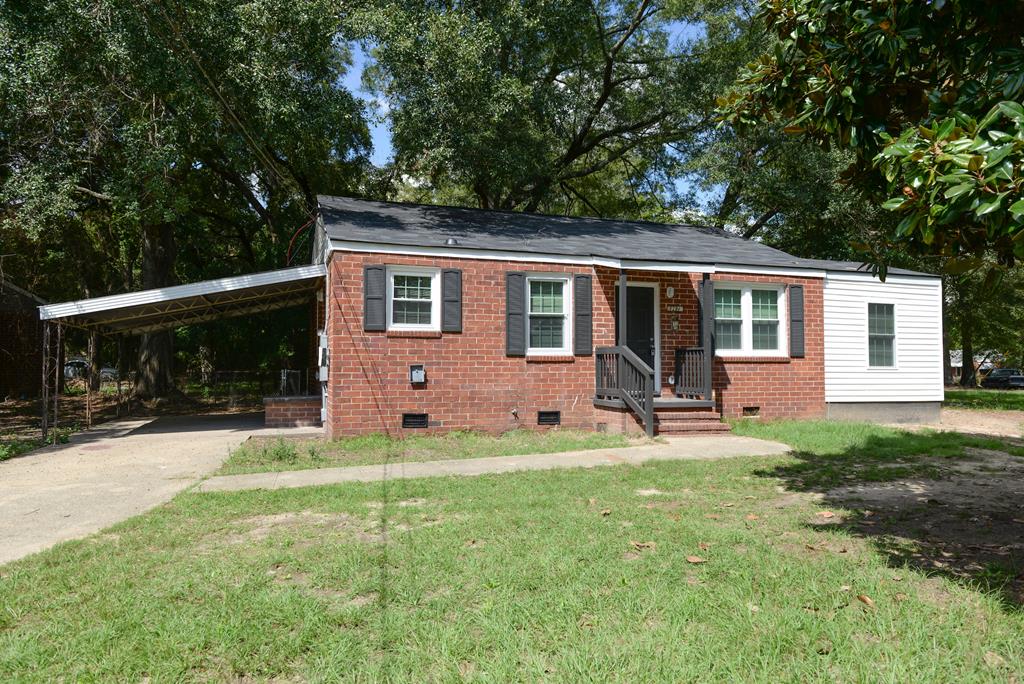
left=714, top=284, right=787, bottom=356
left=868, top=303, right=895, bottom=367
left=527, top=276, right=571, bottom=354
left=386, top=267, right=440, bottom=330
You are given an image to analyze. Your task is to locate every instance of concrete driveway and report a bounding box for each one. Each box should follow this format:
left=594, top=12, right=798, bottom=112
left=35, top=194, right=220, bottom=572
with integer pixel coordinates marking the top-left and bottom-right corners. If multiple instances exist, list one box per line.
left=0, top=413, right=320, bottom=565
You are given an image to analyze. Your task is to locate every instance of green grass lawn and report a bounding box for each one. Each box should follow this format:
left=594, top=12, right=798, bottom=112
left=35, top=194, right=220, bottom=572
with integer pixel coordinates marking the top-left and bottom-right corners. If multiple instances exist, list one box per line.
left=944, top=388, right=1024, bottom=411
left=218, top=429, right=642, bottom=475
left=2, top=421, right=1023, bottom=681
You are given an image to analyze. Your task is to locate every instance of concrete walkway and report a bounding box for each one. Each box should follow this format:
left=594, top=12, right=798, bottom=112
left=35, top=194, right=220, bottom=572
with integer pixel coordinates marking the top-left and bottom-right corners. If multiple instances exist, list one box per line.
left=198, top=434, right=791, bottom=493
left=0, top=413, right=321, bottom=565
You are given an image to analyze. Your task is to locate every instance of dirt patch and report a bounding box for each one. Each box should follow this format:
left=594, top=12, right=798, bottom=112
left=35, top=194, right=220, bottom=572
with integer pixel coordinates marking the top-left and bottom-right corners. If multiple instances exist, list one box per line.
left=205, top=508, right=449, bottom=549
left=900, top=408, right=1024, bottom=439
left=365, top=498, right=428, bottom=509
left=824, top=448, right=1024, bottom=605
left=266, top=563, right=375, bottom=605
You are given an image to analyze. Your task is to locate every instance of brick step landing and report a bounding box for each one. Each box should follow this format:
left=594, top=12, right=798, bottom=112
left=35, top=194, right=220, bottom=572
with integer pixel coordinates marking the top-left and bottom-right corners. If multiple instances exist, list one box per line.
left=654, top=408, right=731, bottom=436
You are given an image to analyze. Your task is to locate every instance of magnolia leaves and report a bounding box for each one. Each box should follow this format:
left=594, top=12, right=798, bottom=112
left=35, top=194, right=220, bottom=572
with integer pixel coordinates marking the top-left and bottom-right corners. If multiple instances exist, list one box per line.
left=874, top=101, right=1024, bottom=265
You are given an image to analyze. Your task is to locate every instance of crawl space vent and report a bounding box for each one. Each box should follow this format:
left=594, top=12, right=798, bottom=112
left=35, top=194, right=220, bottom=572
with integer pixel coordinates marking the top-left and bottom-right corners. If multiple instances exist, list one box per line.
left=402, top=413, right=429, bottom=429
left=742, top=406, right=760, bottom=417
left=537, top=411, right=561, bottom=426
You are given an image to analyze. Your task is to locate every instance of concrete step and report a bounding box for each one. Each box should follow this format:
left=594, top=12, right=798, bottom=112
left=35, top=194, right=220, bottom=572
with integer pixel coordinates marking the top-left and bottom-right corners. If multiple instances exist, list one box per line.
left=654, top=410, right=722, bottom=422
left=656, top=421, right=732, bottom=435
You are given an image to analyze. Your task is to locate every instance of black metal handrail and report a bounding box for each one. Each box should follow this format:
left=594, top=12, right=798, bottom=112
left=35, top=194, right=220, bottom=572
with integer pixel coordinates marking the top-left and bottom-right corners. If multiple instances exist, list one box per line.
left=674, top=346, right=711, bottom=400
left=595, top=345, right=655, bottom=437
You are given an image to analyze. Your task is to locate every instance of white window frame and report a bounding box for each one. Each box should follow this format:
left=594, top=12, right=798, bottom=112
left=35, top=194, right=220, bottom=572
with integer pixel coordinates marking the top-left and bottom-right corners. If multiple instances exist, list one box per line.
left=525, top=274, right=573, bottom=356
left=866, top=301, right=898, bottom=370
left=386, top=266, right=441, bottom=331
left=713, top=282, right=788, bottom=358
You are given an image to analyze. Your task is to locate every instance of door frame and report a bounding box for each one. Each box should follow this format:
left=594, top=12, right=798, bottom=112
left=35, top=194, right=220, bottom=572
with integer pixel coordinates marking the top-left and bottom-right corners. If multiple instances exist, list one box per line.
left=624, top=280, right=661, bottom=385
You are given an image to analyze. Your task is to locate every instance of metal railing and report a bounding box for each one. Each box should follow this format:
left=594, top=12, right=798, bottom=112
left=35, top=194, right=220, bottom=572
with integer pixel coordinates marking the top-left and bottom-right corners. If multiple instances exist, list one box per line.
left=595, top=345, right=656, bottom=437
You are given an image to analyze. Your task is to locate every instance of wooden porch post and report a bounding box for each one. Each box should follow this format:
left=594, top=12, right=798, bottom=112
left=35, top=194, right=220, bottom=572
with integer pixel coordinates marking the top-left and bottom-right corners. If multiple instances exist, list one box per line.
left=701, top=275, right=714, bottom=402
left=617, top=270, right=627, bottom=347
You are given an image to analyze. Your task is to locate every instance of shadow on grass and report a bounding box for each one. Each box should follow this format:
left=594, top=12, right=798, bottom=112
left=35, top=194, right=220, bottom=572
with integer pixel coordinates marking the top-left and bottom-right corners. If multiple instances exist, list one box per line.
left=755, top=429, right=1024, bottom=610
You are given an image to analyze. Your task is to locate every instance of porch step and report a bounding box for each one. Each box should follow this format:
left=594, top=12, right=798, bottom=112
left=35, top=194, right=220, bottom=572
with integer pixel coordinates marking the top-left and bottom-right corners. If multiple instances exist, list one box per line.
left=656, top=420, right=732, bottom=435
left=653, top=408, right=730, bottom=436
left=655, top=410, right=722, bottom=422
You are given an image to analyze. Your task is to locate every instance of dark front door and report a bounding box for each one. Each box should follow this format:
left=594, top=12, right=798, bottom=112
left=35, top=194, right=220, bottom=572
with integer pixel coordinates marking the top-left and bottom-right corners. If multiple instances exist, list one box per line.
left=624, top=286, right=656, bottom=369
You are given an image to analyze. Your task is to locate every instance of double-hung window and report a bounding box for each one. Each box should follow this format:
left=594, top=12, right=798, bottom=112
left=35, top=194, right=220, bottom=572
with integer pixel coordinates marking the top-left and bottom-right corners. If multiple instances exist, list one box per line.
left=714, top=289, right=743, bottom=350
left=751, top=290, right=779, bottom=350
left=713, top=284, right=786, bottom=356
left=868, top=303, right=895, bottom=367
left=526, top=276, right=571, bottom=354
left=386, top=267, right=440, bottom=330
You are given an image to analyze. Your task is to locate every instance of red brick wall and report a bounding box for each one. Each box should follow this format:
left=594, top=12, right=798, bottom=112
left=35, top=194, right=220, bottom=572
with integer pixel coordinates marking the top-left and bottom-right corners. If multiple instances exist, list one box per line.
left=326, top=253, right=597, bottom=437
left=710, top=272, right=825, bottom=419
left=264, top=396, right=322, bottom=428
left=594, top=268, right=824, bottom=419
left=327, top=254, right=826, bottom=436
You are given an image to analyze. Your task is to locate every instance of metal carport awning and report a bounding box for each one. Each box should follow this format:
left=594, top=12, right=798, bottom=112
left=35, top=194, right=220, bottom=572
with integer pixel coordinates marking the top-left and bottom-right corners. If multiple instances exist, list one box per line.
left=38, top=264, right=326, bottom=334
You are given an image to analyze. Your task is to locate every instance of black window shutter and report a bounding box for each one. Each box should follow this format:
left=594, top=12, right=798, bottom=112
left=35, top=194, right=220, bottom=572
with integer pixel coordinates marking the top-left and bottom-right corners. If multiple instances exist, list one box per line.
left=789, top=284, right=805, bottom=358
left=573, top=274, right=593, bottom=355
left=364, top=265, right=386, bottom=331
left=441, top=269, right=462, bottom=332
left=506, top=272, right=526, bottom=356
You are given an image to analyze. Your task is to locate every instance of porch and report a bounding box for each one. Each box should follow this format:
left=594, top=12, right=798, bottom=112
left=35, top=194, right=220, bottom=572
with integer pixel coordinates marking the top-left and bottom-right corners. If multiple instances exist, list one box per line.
left=592, top=270, right=723, bottom=437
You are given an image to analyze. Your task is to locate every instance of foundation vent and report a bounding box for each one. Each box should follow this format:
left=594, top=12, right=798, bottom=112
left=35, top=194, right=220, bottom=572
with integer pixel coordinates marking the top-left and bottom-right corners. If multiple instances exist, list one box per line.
left=537, top=411, right=561, bottom=426
left=402, top=413, right=429, bottom=429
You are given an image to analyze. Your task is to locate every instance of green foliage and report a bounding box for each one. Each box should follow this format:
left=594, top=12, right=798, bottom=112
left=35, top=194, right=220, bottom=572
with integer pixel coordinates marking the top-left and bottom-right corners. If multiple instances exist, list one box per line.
left=0, top=0, right=370, bottom=381
left=875, top=105, right=1024, bottom=263
left=351, top=0, right=753, bottom=215
left=721, top=0, right=1024, bottom=267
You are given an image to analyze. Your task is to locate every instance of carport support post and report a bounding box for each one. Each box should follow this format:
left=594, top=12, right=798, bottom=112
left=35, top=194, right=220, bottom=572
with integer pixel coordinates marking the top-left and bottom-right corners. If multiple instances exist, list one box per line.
left=41, top=322, right=50, bottom=441
left=52, top=323, right=62, bottom=444
left=85, top=342, right=93, bottom=430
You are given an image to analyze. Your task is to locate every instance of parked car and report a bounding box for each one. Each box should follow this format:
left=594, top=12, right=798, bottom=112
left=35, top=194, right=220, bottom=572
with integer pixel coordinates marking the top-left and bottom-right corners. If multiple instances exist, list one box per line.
left=63, top=358, right=119, bottom=381
left=63, top=357, right=88, bottom=379
left=980, top=368, right=1024, bottom=389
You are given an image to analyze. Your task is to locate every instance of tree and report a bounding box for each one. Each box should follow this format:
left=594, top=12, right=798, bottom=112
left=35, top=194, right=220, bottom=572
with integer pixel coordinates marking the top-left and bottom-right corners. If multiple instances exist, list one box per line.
left=684, top=122, right=905, bottom=260
left=350, top=0, right=756, bottom=214
left=1, top=0, right=369, bottom=396
left=719, top=0, right=1024, bottom=269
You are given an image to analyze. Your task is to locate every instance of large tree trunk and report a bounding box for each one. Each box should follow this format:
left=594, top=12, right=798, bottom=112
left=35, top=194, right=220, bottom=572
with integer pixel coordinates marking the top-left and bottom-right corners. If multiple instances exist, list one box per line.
left=87, top=331, right=101, bottom=392
left=135, top=223, right=176, bottom=399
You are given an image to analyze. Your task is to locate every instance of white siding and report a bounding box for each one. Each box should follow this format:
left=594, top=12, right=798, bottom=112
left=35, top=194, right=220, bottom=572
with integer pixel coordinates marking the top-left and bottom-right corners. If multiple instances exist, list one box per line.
left=823, top=273, right=944, bottom=402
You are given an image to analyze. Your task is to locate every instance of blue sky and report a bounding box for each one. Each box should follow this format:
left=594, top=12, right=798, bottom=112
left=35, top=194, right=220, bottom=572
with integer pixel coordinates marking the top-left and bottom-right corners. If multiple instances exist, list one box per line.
left=342, top=44, right=393, bottom=166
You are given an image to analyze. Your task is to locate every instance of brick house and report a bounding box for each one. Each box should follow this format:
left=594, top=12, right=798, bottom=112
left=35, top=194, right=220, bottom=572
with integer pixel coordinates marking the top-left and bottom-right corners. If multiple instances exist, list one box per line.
left=315, top=197, right=943, bottom=437
left=37, top=196, right=944, bottom=436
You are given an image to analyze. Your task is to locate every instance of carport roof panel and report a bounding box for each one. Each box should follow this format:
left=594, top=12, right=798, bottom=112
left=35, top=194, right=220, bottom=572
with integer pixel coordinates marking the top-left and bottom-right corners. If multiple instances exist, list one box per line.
left=38, top=264, right=325, bottom=334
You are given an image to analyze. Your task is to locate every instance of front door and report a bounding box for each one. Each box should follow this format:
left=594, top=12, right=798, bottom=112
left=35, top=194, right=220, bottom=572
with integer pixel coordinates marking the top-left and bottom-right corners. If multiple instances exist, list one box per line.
left=624, top=285, right=656, bottom=370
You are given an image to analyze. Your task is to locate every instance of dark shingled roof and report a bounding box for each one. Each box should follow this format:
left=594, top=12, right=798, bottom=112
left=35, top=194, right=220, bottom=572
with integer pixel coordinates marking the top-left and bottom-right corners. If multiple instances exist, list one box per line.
left=318, top=196, right=932, bottom=277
